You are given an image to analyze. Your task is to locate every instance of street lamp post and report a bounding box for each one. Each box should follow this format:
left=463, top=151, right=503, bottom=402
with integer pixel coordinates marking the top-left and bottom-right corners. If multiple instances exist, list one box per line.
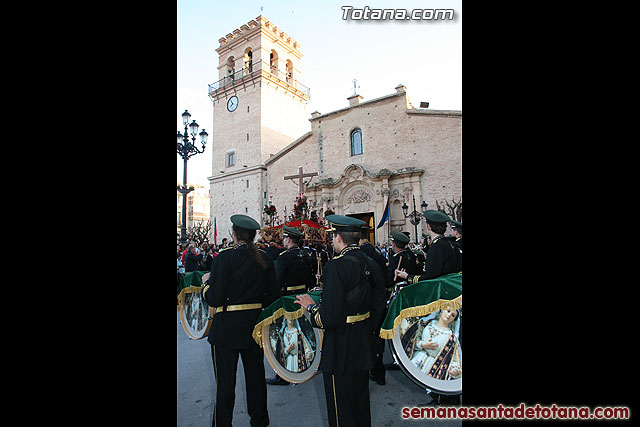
left=402, top=195, right=429, bottom=244
left=177, top=109, right=208, bottom=247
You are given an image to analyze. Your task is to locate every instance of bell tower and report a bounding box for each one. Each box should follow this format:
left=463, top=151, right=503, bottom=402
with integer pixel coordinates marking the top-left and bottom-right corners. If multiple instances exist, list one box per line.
left=208, top=15, right=311, bottom=237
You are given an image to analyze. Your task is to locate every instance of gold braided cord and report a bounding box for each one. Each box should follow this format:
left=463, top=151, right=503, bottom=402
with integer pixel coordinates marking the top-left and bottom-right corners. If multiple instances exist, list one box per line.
left=378, top=295, right=462, bottom=340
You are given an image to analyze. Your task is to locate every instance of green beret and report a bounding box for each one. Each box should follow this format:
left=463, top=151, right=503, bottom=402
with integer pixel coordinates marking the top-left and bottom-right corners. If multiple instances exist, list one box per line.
left=450, top=219, right=462, bottom=230
left=282, top=225, right=303, bottom=238
left=326, top=214, right=366, bottom=232
left=423, top=210, right=450, bottom=225
left=230, top=214, right=261, bottom=230
left=390, top=230, right=410, bottom=244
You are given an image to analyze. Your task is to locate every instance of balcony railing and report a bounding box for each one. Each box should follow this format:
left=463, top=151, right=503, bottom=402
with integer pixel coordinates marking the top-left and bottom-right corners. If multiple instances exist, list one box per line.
left=208, top=59, right=310, bottom=99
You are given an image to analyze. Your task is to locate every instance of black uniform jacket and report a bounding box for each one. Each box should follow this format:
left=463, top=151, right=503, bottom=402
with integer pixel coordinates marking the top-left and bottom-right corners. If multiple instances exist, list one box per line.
left=308, top=245, right=385, bottom=375
left=275, top=247, right=315, bottom=295
left=454, top=236, right=463, bottom=252
left=359, top=242, right=388, bottom=278
left=386, top=248, right=419, bottom=287
left=409, top=235, right=462, bottom=283
left=203, top=243, right=281, bottom=348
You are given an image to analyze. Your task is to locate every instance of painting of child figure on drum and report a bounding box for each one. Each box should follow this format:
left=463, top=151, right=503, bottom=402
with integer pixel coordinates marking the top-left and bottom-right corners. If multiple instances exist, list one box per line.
left=400, top=309, right=461, bottom=381
left=268, top=316, right=316, bottom=373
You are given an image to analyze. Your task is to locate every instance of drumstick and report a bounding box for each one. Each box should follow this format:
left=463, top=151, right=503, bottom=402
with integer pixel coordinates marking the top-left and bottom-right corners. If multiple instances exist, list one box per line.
left=316, top=256, right=322, bottom=285
left=394, top=256, right=402, bottom=281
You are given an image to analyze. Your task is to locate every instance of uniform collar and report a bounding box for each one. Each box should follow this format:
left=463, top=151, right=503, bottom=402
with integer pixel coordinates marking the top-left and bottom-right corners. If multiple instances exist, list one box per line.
left=338, top=244, right=360, bottom=256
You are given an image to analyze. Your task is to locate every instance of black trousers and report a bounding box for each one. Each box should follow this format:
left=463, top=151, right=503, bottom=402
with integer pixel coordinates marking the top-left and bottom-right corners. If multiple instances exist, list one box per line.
left=369, top=299, right=389, bottom=382
left=211, top=343, right=269, bottom=427
left=323, top=370, right=371, bottom=427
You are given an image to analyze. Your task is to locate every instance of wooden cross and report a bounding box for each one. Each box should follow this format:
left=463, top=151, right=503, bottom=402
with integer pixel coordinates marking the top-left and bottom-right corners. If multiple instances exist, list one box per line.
left=284, top=166, right=318, bottom=195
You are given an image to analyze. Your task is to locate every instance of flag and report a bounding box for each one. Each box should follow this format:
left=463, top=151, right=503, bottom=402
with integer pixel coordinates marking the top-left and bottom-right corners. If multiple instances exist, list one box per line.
left=213, top=217, right=217, bottom=246
left=377, top=196, right=390, bottom=229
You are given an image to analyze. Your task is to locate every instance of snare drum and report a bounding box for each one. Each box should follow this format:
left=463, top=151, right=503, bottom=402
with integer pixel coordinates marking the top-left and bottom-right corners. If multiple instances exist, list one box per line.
left=261, top=309, right=324, bottom=384
left=389, top=310, right=462, bottom=395
left=253, top=290, right=324, bottom=384
left=379, top=273, right=462, bottom=395
left=178, top=286, right=213, bottom=340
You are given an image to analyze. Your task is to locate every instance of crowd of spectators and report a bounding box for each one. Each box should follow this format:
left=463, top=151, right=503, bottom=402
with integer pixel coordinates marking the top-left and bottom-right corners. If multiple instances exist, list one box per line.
left=177, top=233, right=423, bottom=276
left=176, top=238, right=230, bottom=274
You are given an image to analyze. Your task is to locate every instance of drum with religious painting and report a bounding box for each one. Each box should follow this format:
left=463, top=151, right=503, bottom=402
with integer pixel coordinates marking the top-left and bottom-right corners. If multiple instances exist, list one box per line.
left=253, top=291, right=324, bottom=384
left=381, top=273, right=462, bottom=395
left=178, top=286, right=213, bottom=340
left=389, top=309, right=462, bottom=394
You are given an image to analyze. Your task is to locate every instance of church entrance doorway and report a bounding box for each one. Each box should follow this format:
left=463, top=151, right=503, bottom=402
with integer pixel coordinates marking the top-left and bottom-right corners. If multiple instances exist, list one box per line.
left=346, top=212, right=375, bottom=244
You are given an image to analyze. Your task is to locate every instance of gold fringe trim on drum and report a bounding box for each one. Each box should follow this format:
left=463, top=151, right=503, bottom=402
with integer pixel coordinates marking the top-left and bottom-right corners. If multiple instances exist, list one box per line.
left=251, top=305, right=306, bottom=348
left=177, top=285, right=203, bottom=308
left=378, top=295, right=462, bottom=340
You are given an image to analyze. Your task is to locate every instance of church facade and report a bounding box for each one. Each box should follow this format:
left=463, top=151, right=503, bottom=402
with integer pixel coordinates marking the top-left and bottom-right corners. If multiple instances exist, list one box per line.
left=207, top=15, right=461, bottom=245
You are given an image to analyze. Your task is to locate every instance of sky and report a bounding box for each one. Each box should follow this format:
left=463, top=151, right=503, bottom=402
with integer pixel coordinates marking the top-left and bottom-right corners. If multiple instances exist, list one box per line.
left=177, top=0, right=462, bottom=187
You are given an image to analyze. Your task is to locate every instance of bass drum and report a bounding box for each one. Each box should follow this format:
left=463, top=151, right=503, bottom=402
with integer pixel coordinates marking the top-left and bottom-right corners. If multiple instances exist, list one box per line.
left=178, top=286, right=213, bottom=340
left=388, top=303, right=462, bottom=395
left=262, top=309, right=324, bottom=384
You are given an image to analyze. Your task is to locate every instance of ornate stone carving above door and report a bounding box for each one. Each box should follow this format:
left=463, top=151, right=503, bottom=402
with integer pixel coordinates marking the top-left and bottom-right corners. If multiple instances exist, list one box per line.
left=341, top=183, right=374, bottom=213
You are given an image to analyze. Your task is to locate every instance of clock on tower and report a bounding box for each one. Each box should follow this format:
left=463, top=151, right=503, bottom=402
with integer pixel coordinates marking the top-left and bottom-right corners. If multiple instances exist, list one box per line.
left=227, top=95, right=238, bottom=112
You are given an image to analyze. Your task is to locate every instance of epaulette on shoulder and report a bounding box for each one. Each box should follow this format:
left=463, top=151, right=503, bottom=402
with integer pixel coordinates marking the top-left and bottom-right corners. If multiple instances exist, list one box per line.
left=218, top=247, right=232, bottom=253
left=279, top=247, right=297, bottom=256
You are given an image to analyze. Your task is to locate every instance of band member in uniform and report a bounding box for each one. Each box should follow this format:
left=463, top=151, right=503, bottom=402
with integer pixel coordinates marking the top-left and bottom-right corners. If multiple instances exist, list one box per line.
left=295, top=215, right=385, bottom=427
left=358, top=225, right=389, bottom=386
left=394, top=210, right=462, bottom=406
left=358, top=226, right=387, bottom=277
left=449, top=220, right=462, bottom=252
left=396, top=210, right=461, bottom=283
left=386, top=230, right=419, bottom=287
left=201, top=214, right=281, bottom=427
left=266, top=225, right=315, bottom=385
left=383, top=230, right=419, bottom=370
left=447, top=219, right=463, bottom=346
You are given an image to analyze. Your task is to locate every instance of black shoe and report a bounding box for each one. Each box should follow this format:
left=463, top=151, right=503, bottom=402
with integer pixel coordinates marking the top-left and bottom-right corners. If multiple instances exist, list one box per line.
left=384, top=362, right=400, bottom=370
left=369, top=373, right=386, bottom=385
left=266, top=375, right=289, bottom=385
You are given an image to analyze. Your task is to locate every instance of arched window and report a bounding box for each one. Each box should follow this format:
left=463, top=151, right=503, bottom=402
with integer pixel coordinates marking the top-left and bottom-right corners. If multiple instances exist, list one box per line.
left=226, top=56, right=235, bottom=82
left=350, top=128, right=363, bottom=156
left=243, top=48, right=253, bottom=73
left=286, top=59, right=293, bottom=83
left=270, top=50, right=278, bottom=74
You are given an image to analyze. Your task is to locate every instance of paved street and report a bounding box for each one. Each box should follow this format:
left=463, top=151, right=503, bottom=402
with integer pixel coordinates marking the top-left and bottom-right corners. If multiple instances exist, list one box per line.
left=177, top=311, right=461, bottom=427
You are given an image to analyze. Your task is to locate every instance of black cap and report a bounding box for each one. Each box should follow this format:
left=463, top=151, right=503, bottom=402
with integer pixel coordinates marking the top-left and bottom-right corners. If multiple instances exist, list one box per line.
left=230, top=214, right=261, bottom=230
left=282, top=225, right=303, bottom=238
left=326, top=214, right=366, bottom=232
left=390, top=230, right=410, bottom=244
left=423, top=210, right=451, bottom=225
